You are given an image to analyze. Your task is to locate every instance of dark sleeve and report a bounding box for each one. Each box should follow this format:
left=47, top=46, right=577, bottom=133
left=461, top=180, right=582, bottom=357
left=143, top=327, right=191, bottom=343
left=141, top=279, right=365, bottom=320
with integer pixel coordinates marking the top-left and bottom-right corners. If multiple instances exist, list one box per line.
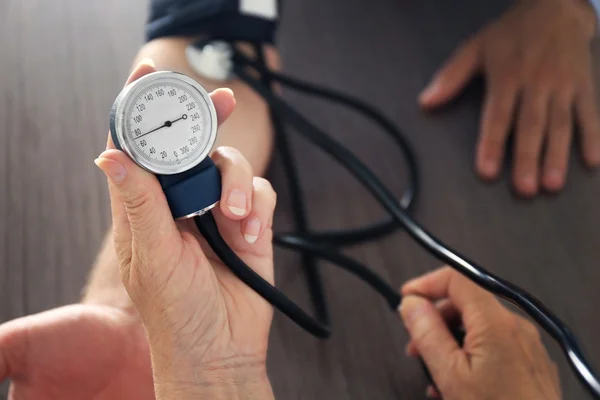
left=146, top=0, right=282, bottom=44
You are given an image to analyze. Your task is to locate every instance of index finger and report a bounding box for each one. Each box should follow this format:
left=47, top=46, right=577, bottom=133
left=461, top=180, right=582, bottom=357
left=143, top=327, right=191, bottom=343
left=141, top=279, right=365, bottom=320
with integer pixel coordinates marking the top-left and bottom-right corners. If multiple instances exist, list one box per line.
left=402, top=267, right=503, bottom=316
left=104, top=61, right=236, bottom=263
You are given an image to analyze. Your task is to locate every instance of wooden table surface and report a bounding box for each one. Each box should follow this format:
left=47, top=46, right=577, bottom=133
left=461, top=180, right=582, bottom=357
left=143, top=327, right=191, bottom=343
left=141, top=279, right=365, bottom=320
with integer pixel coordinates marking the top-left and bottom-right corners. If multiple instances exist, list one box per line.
left=1, top=0, right=599, bottom=398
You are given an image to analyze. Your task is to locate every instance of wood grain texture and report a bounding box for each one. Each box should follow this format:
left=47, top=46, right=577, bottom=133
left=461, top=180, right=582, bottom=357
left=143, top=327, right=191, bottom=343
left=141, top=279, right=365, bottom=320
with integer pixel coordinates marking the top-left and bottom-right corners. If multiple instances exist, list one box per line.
left=0, top=0, right=146, bottom=319
left=0, top=0, right=599, bottom=399
left=0, top=0, right=146, bottom=394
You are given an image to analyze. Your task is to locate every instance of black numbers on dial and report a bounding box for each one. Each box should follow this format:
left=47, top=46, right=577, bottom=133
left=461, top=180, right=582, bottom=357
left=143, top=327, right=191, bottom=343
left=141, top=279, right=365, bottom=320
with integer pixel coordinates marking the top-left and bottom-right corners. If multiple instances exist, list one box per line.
left=127, top=85, right=205, bottom=165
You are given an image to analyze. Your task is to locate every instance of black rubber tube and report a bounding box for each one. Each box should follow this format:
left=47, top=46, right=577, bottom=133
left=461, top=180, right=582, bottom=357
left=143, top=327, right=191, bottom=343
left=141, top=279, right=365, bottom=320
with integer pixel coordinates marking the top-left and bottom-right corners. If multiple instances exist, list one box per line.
left=231, top=63, right=600, bottom=399
left=195, top=212, right=402, bottom=335
left=234, top=51, right=419, bottom=247
left=254, top=44, right=331, bottom=328
left=195, top=212, right=330, bottom=338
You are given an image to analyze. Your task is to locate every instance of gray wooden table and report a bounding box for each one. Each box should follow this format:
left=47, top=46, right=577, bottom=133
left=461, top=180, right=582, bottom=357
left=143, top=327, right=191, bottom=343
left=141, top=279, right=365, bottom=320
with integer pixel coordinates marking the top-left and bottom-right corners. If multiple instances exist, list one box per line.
left=1, top=0, right=599, bottom=398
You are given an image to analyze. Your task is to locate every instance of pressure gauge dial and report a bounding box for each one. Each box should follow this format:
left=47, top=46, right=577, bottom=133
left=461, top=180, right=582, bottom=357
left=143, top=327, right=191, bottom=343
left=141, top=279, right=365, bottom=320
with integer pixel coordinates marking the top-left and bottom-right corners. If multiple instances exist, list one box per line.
left=110, top=71, right=218, bottom=175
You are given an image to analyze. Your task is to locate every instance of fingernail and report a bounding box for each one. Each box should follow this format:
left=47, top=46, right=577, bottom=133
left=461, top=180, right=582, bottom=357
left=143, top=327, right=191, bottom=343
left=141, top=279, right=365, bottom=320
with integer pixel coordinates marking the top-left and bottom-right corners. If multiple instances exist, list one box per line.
left=212, top=87, right=235, bottom=99
left=480, top=159, right=497, bottom=177
left=227, top=190, right=247, bottom=216
left=399, top=296, right=430, bottom=327
left=244, top=218, right=261, bottom=244
left=521, top=173, right=536, bottom=191
left=94, top=156, right=126, bottom=184
left=546, top=169, right=563, bottom=184
left=419, top=81, right=439, bottom=103
left=139, top=58, right=155, bottom=68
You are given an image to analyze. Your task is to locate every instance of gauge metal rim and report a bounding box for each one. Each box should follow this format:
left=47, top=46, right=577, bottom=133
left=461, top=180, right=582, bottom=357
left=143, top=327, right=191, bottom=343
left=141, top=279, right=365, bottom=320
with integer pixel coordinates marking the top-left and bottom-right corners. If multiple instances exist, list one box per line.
left=176, top=201, right=219, bottom=220
left=112, top=71, right=218, bottom=175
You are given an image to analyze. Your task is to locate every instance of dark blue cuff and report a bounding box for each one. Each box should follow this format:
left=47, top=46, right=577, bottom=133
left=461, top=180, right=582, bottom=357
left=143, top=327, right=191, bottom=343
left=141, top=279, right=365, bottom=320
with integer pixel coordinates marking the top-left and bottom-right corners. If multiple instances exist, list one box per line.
left=146, top=0, right=279, bottom=44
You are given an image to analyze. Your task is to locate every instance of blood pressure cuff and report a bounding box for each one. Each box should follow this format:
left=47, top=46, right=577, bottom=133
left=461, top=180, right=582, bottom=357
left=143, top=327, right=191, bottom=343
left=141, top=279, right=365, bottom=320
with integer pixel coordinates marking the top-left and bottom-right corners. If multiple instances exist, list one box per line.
left=146, top=0, right=281, bottom=44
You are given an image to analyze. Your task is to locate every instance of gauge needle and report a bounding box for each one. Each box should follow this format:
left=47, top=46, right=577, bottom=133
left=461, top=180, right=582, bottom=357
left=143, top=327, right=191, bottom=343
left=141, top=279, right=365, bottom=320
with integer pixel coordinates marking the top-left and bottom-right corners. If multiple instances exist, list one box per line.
left=171, top=114, right=188, bottom=124
left=135, top=114, right=188, bottom=140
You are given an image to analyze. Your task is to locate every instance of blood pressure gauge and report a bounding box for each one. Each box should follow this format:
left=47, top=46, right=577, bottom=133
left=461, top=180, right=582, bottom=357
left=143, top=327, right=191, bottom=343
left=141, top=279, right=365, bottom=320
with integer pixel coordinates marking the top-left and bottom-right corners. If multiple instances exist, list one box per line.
left=110, top=71, right=222, bottom=219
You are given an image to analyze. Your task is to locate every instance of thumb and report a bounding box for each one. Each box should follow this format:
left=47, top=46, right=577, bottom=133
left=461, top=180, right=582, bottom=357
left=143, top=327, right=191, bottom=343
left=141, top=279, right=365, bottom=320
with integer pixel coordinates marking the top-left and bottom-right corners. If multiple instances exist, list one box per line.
left=419, top=37, right=481, bottom=108
left=399, top=296, right=465, bottom=389
left=95, top=149, right=180, bottom=266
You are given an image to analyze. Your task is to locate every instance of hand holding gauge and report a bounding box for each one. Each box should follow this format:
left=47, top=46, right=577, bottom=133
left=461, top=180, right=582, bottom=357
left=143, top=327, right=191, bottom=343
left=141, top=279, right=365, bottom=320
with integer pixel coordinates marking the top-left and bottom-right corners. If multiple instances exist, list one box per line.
left=101, top=63, right=277, bottom=400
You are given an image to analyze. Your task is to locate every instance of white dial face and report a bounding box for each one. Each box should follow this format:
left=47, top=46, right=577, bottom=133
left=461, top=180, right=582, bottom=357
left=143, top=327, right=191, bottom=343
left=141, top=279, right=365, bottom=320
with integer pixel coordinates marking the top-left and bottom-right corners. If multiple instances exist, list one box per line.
left=118, top=73, right=216, bottom=174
